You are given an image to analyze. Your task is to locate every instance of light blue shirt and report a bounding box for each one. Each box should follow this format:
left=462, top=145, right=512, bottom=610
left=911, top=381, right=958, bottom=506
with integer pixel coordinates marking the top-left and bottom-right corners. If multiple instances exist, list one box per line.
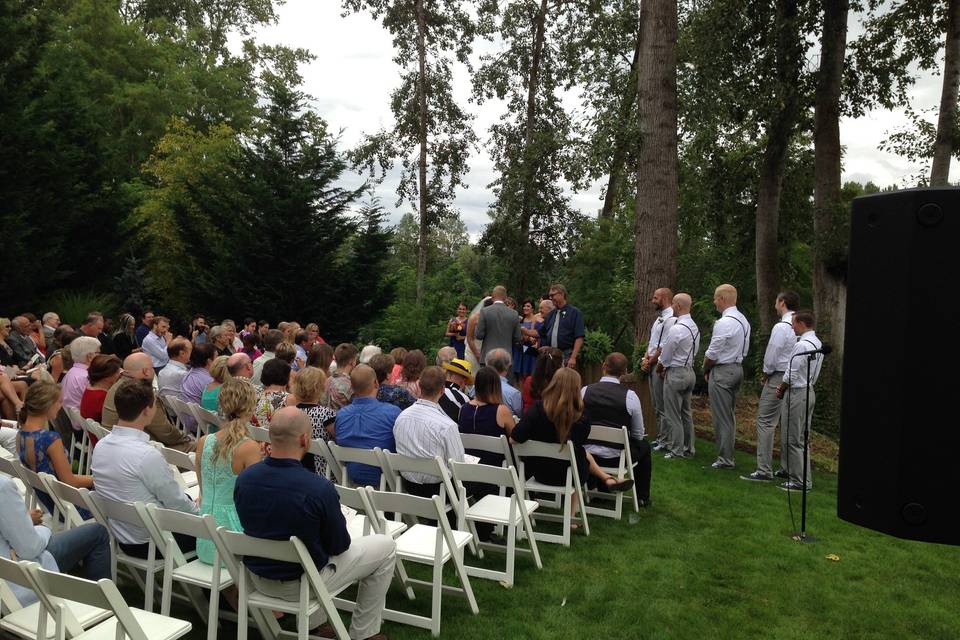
left=499, top=376, right=523, bottom=417
left=0, top=476, right=58, bottom=605
left=91, top=425, right=198, bottom=544
left=141, top=331, right=170, bottom=368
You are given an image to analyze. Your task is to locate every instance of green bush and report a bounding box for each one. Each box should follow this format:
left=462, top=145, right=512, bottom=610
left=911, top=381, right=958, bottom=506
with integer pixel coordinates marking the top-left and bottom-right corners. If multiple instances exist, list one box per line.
left=46, top=291, right=118, bottom=326
left=579, top=329, right=614, bottom=365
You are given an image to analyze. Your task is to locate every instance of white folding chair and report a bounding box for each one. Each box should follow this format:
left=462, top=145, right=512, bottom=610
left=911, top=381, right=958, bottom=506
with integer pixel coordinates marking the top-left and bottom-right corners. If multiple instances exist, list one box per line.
left=84, top=418, right=110, bottom=443
left=0, top=556, right=113, bottom=640
left=0, top=454, right=30, bottom=505
left=42, top=475, right=96, bottom=530
left=218, top=530, right=351, bottom=640
left=448, top=461, right=542, bottom=587
left=146, top=506, right=237, bottom=640
left=155, top=443, right=198, bottom=490
left=13, top=466, right=63, bottom=531
left=26, top=561, right=192, bottom=640
left=379, top=452, right=462, bottom=525
left=309, top=437, right=342, bottom=483
left=61, top=406, right=89, bottom=473
left=364, top=489, right=478, bottom=637
left=165, top=397, right=195, bottom=436
left=459, top=433, right=515, bottom=470
left=326, top=443, right=391, bottom=489
left=511, top=440, right=591, bottom=546
left=583, top=425, right=639, bottom=519
left=186, top=404, right=220, bottom=437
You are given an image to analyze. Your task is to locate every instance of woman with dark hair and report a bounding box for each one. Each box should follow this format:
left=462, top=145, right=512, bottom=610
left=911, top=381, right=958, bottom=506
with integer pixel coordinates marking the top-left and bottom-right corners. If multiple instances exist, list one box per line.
left=254, top=358, right=291, bottom=426
left=513, top=368, right=633, bottom=520
left=306, top=342, right=334, bottom=375
left=240, top=332, right=262, bottom=361
left=445, top=302, right=469, bottom=359
left=80, top=354, right=123, bottom=424
left=458, top=366, right=515, bottom=465
left=112, top=314, right=137, bottom=361
left=398, top=349, right=426, bottom=398
left=522, top=347, right=564, bottom=414
left=513, top=299, right=540, bottom=381
left=46, top=327, right=79, bottom=383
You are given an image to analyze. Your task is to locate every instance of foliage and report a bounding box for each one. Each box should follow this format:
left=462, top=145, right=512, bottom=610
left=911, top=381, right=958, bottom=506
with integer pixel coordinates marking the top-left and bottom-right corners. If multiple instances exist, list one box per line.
left=47, top=291, right=118, bottom=327
left=113, top=255, right=154, bottom=313
left=579, top=329, right=615, bottom=365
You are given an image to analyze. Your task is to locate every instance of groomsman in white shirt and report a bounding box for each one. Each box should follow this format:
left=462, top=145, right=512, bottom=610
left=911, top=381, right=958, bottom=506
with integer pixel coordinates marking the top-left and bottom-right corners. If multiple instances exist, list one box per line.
left=657, top=293, right=700, bottom=459
left=702, top=284, right=751, bottom=470
left=776, top=310, right=823, bottom=491
left=641, top=288, right=676, bottom=451
left=742, top=291, right=799, bottom=481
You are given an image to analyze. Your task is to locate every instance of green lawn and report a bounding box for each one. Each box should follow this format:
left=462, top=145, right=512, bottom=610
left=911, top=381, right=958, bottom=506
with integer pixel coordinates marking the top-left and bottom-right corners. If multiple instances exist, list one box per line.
left=162, top=437, right=960, bottom=640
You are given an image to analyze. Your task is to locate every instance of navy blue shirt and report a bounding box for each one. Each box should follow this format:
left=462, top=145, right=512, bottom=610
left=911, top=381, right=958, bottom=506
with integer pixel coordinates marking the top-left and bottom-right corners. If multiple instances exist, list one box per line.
left=538, top=304, right=586, bottom=351
left=234, top=457, right=350, bottom=580
left=335, top=397, right=400, bottom=487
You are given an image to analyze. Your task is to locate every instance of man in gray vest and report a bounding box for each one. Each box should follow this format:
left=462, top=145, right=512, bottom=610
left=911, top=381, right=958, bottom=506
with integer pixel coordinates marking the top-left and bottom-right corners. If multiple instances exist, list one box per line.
left=703, top=284, right=751, bottom=470
left=657, top=293, right=700, bottom=459
left=642, top=288, right=676, bottom=451
left=475, top=285, right=522, bottom=365
left=742, top=291, right=799, bottom=482
left=582, top=352, right=652, bottom=506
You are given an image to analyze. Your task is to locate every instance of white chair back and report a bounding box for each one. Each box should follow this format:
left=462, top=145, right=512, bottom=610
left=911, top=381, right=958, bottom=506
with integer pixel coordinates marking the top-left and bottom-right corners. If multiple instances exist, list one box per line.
left=326, top=443, right=390, bottom=489
left=308, top=438, right=342, bottom=483
left=84, top=418, right=110, bottom=441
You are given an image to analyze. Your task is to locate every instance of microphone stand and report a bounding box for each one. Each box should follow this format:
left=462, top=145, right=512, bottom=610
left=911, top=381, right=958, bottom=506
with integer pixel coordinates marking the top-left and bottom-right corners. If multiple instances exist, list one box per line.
left=785, top=347, right=825, bottom=543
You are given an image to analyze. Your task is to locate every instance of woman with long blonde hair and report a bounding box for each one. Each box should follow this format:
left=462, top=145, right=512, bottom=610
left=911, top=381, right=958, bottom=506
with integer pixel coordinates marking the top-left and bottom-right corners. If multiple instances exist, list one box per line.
left=512, top=368, right=632, bottom=523
left=195, top=377, right=262, bottom=566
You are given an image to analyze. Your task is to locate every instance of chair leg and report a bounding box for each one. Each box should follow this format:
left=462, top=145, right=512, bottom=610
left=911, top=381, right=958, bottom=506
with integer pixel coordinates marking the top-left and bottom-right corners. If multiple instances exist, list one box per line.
left=394, top=557, right=416, bottom=600
left=160, top=563, right=173, bottom=616
left=431, top=557, right=443, bottom=637
left=237, top=572, right=248, bottom=640
left=451, top=547, right=479, bottom=616
left=504, top=523, right=516, bottom=587
left=207, top=586, right=220, bottom=640
left=562, top=491, right=572, bottom=547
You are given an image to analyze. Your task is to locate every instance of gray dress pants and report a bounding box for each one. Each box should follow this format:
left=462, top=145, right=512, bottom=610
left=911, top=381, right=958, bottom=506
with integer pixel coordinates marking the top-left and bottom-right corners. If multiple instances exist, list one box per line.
left=649, top=367, right=667, bottom=443
left=663, top=367, right=696, bottom=456
left=755, top=372, right=786, bottom=475
left=708, top=363, right=742, bottom=466
left=785, top=386, right=815, bottom=487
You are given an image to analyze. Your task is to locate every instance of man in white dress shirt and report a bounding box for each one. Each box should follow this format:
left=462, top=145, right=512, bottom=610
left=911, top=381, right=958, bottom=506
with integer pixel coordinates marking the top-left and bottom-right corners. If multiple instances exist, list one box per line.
left=641, top=288, right=676, bottom=450
left=742, top=291, right=799, bottom=482
left=140, top=315, right=172, bottom=371
left=157, top=337, right=192, bottom=398
left=92, top=378, right=199, bottom=558
left=657, top=293, right=700, bottom=459
left=776, top=310, right=823, bottom=491
left=703, top=284, right=751, bottom=469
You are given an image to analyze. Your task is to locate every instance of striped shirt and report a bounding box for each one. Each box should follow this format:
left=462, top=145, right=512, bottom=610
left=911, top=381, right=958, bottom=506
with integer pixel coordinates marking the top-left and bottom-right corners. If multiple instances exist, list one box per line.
left=393, top=399, right=464, bottom=485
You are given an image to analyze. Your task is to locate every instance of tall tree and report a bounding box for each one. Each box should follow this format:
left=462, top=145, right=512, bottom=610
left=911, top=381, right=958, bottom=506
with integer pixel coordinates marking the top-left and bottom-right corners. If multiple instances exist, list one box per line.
left=932, top=0, right=960, bottom=185
left=633, top=0, right=678, bottom=344
left=345, top=0, right=481, bottom=305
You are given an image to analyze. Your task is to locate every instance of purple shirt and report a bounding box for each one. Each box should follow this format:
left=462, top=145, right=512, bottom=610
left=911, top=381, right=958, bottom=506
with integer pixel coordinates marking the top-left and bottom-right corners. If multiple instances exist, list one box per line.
left=179, top=367, right=213, bottom=431
left=60, top=363, right=90, bottom=410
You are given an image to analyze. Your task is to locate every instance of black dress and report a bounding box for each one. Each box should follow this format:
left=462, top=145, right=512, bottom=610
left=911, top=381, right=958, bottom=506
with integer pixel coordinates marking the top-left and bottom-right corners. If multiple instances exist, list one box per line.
left=113, top=332, right=136, bottom=360
left=458, top=402, right=506, bottom=467
left=511, top=400, right=590, bottom=485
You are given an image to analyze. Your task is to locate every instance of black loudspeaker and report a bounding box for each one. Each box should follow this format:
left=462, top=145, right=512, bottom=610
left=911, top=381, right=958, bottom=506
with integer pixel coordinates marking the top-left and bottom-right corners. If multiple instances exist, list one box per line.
left=838, top=187, right=958, bottom=545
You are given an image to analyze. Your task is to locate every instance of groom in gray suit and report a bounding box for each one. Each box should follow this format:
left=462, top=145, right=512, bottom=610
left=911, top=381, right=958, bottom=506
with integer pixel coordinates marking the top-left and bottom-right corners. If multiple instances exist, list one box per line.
left=475, top=285, right=522, bottom=365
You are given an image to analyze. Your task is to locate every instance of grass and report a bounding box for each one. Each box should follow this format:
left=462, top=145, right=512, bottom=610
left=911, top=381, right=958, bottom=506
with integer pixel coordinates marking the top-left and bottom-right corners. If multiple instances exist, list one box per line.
left=154, top=430, right=960, bottom=640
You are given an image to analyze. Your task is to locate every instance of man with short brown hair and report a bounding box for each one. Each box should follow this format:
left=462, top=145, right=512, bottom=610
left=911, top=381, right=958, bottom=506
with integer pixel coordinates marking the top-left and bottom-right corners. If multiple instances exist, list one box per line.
left=326, top=343, right=358, bottom=410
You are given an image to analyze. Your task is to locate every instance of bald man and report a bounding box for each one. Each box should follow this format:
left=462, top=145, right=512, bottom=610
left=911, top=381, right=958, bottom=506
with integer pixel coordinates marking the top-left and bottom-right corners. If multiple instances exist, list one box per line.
left=642, top=288, right=677, bottom=450
left=475, top=284, right=522, bottom=365
left=227, top=352, right=253, bottom=379
left=334, top=364, right=401, bottom=487
left=657, top=293, right=701, bottom=459
left=703, top=284, right=752, bottom=469
left=235, top=407, right=396, bottom=640
left=100, top=353, right=195, bottom=452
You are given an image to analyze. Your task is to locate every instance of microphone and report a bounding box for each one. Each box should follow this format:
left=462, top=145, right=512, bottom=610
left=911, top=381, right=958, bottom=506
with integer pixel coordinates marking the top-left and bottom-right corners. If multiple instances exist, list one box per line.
left=796, top=344, right=832, bottom=356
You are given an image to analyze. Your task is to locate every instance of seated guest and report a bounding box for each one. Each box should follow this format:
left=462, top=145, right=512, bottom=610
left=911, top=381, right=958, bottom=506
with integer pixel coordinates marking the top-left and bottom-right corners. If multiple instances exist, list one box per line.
left=101, top=353, right=195, bottom=452
left=439, top=358, right=472, bottom=422
left=326, top=343, right=358, bottom=410
left=41, top=312, right=60, bottom=355
left=274, top=342, right=297, bottom=369
left=397, top=349, right=426, bottom=399
left=393, top=367, right=464, bottom=498
left=93, top=379, right=199, bottom=558
left=359, top=344, right=382, bottom=365
left=17, top=382, right=94, bottom=518
left=222, top=320, right=243, bottom=353
left=293, top=331, right=310, bottom=372
left=180, top=342, right=216, bottom=433
left=369, top=353, right=415, bottom=410
left=522, top=348, right=563, bottom=414
left=334, top=364, right=400, bottom=487
left=135, top=309, right=154, bottom=346
left=196, top=378, right=262, bottom=565
left=141, top=315, right=172, bottom=370
left=1, top=420, right=17, bottom=455
left=254, top=359, right=292, bottom=427
left=61, top=336, right=101, bottom=409
left=235, top=407, right=395, bottom=640
left=78, top=313, right=114, bottom=357
left=157, top=338, right=192, bottom=398
left=202, top=355, right=231, bottom=413
left=288, top=366, right=337, bottom=476
left=485, top=348, right=523, bottom=418
left=208, top=325, right=233, bottom=357
left=80, top=354, right=123, bottom=424
left=435, top=346, right=457, bottom=367
left=112, top=313, right=137, bottom=361
left=22, top=313, right=45, bottom=356
left=457, top=366, right=515, bottom=466
left=252, top=329, right=283, bottom=384
left=45, top=326, right=78, bottom=383
left=0, top=368, right=25, bottom=420
left=306, top=342, right=334, bottom=376
left=581, top=353, right=652, bottom=507
left=388, top=348, right=406, bottom=384
left=0, top=474, right=110, bottom=606
left=8, top=316, right=41, bottom=367
left=512, top=368, right=632, bottom=519
left=305, top=322, right=326, bottom=347
left=227, top=352, right=254, bottom=380
left=240, top=333, right=262, bottom=363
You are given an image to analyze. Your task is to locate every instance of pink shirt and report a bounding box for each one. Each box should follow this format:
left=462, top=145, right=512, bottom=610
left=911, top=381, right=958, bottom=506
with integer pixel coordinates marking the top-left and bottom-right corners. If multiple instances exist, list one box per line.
left=61, top=362, right=90, bottom=409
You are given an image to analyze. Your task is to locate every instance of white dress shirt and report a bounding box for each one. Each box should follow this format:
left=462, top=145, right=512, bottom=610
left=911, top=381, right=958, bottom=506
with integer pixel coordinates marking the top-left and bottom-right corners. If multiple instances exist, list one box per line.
left=141, top=331, right=170, bottom=368
left=659, top=314, right=701, bottom=368
left=784, top=331, right=823, bottom=389
left=581, top=376, right=645, bottom=458
left=251, top=350, right=275, bottom=385
left=157, top=360, right=189, bottom=397
left=0, top=476, right=59, bottom=605
left=91, top=426, right=198, bottom=544
left=762, top=311, right=797, bottom=374
left=704, top=306, right=751, bottom=365
left=393, top=399, right=465, bottom=485
left=646, top=307, right=676, bottom=356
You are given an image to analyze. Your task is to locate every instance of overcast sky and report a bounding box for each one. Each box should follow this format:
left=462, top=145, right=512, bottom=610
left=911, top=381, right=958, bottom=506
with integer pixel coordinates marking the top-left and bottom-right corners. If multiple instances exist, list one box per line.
left=245, top=2, right=947, bottom=234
